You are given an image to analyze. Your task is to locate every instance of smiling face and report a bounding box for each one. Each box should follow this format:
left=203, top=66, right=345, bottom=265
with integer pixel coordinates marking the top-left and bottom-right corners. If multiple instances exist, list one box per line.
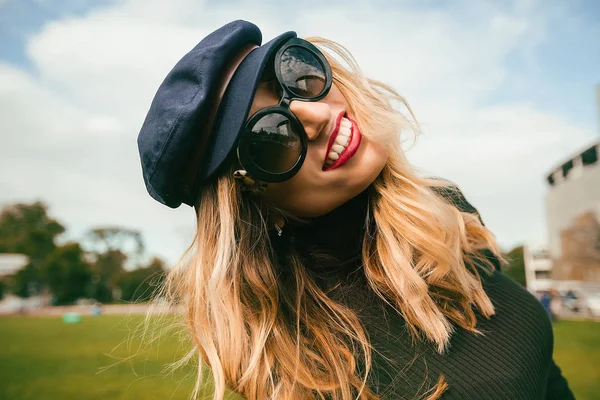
left=247, top=77, right=388, bottom=218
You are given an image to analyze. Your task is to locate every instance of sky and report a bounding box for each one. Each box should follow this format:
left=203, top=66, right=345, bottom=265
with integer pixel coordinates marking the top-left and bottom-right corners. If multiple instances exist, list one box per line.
left=1, top=0, right=599, bottom=265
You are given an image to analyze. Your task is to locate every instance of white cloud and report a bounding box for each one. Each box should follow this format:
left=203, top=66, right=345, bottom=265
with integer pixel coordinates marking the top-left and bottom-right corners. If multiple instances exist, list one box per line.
left=0, top=0, right=596, bottom=264
left=407, top=103, right=594, bottom=247
left=0, top=62, right=194, bottom=262
left=27, top=18, right=203, bottom=120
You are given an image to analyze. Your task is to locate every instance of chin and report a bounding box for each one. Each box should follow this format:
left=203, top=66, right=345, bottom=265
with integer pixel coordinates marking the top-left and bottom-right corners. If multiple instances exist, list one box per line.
left=286, top=195, right=352, bottom=218
left=346, top=158, right=386, bottom=190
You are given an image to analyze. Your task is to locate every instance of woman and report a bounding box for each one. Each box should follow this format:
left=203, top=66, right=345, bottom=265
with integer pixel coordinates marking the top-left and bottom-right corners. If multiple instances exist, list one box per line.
left=138, top=20, right=574, bottom=400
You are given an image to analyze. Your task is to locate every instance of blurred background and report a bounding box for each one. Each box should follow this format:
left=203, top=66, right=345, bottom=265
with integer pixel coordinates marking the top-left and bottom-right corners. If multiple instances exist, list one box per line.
left=0, top=0, right=598, bottom=399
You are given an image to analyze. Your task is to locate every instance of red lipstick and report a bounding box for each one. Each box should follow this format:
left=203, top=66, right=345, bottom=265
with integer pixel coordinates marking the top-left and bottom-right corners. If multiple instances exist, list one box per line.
left=324, top=111, right=345, bottom=161
left=322, top=114, right=362, bottom=171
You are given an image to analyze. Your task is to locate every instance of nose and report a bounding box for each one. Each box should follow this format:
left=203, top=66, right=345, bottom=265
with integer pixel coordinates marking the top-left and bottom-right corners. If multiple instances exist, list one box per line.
left=289, top=100, right=331, bottom=141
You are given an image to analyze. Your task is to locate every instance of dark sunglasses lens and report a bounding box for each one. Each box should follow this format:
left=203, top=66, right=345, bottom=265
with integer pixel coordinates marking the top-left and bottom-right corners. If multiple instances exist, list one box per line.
left=249, top=113, right=303, bottom=173
left=279, top=46, right=326, bottom=98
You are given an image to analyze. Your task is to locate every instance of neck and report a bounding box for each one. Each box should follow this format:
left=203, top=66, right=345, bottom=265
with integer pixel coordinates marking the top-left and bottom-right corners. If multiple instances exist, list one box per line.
left=287, top=188, right=371, bottom=280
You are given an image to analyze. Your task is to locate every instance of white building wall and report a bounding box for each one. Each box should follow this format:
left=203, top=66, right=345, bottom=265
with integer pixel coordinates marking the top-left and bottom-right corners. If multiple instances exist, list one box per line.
left=545, top=144, right=600, bottom=259
left=0, top=254, right=29, bottom=277
left=524, top=245, right=554, bottom=292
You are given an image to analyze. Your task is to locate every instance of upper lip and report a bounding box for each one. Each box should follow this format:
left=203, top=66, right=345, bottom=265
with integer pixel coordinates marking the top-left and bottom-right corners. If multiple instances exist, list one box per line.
left=323, top=111, right=346, bottom=166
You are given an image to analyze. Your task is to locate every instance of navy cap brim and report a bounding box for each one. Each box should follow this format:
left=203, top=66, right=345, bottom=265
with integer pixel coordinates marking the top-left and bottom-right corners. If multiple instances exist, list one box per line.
left=195, top=31, right=297, bottom=189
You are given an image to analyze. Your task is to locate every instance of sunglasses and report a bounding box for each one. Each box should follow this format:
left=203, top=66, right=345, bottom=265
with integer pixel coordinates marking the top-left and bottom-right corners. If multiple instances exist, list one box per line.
left=236, top=38, right=333, bottom=183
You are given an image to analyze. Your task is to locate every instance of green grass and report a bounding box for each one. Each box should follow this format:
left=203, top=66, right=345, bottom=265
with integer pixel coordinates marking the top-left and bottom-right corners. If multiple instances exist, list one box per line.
left=552, top=320, right=600, bottom=400
left=0, top=315, right=241, bottom=400
left=0, top=316, right=598, bottom=399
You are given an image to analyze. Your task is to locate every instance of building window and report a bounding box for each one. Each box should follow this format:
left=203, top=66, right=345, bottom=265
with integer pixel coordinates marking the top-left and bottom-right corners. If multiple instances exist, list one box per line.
left=562, top=160, right=574, bottom=177
left=581, top=145, right=598, bottom=166
left=532, top=249, right=550, bottom=260
left=535, top=270, right=551, bottom=280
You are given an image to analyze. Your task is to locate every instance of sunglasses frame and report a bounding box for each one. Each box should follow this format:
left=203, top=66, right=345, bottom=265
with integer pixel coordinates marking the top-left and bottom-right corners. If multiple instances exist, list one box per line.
left=237, top=38, right=333, bottom=183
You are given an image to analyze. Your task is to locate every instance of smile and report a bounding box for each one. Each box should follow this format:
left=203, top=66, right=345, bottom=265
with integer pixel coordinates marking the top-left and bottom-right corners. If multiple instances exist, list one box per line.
left=322, top=112, right=362, bottom=171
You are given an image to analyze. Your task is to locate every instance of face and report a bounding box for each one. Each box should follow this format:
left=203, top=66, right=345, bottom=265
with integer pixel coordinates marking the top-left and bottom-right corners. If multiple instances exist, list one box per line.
left=247, top=78, right=388, bottom=218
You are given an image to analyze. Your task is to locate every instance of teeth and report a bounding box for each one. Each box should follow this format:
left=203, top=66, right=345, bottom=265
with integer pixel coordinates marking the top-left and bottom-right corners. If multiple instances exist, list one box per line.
left=336, top=135, right=349, bottom=146
left=331, top=144, right=345, bottom=153
left=335, top=126, right=351, bottom=145
left=323, top=117, right=354, bottom=168
left=325, top=134, right=351, bottom=163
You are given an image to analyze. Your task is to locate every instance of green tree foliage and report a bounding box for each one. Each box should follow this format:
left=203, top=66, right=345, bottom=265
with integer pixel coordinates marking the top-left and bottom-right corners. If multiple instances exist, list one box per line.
left=0, top=202, right=166, bottom=305
left=84, top=227, right=145, bottom=303
left=94, top=250, right=127, bottom=288
left=85, top=227, right=144, bottom=264
left=504, top=245, right=526, bottom=286
left=43, top=243, right=92, bottom=305
left=119, top=257, right=166, bottom=302
left=0, top=202, right=65, bottom=259
left=0, top=202, right=65, bottom=297
left=12, top=265, right=38, bottom=298
left=90, top=249, right=127, bottom=303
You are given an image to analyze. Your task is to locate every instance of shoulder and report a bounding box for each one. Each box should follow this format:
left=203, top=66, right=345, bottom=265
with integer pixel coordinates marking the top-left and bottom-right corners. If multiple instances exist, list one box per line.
left=429, top=180, right=482, bottom=222
left=429, top=180, right=502, bottom=270
left=479, top=270, right=554, bottom=351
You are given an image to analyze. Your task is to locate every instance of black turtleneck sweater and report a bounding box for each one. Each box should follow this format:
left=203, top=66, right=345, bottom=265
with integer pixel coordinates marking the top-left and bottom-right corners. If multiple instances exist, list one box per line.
left=278, top=187, right=574, bottom=400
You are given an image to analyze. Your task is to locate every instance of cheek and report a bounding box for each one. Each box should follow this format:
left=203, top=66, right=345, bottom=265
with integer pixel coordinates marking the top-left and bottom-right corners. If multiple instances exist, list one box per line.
left=260, top=174, right=324, bottom=217
left=364, top=140, right=388, bottom=174
left=261, top=168, right=347, bottom=217
left=259, top=135, right=390, bottom=217
left=261, top=144, right=389, bottom=217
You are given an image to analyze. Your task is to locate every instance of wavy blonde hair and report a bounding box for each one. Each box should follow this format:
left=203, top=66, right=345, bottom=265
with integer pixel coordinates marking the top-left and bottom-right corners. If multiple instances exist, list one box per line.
left=158, top=37, right=502, bottom=400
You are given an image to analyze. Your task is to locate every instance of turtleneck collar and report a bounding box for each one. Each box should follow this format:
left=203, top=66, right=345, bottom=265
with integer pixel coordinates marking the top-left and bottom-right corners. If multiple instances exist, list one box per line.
left=284, top=188, right=372, bottom=280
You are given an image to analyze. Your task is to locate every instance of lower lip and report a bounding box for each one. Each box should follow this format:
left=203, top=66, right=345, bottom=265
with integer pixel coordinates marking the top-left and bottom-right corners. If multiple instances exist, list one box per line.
left=323, top=116, right=362, bottom=171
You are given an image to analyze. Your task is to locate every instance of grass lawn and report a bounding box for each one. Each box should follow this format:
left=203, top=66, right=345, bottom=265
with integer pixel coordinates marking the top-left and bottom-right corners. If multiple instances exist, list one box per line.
left=0, top=315, right=241, bottom=400
left=552, top=320, right=600, bottom=400
left=0, top=316, right=598, bottom=399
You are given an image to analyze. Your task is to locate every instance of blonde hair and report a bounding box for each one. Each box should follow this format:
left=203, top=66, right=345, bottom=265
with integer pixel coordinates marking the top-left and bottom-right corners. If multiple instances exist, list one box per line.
left=158, top=37, right=502, bottom=400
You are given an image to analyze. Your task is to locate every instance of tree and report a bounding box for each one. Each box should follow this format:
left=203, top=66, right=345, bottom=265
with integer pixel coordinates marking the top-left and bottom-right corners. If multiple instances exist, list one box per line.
left=43, top=243, right=92, bottom=305
left=0, top=279, right=5, bottom=301
left=0, top=202, right=65, bottom=297
left=90, top=249, right=127, bottom=303
left=504, top=245, right=526, bottom=286
left=119, top=257, right=166, bottom=302
left=84, top=226, right=145, bottom=303
left=12, top=264, right=39, bottom=298
left=0, top=202, right=157, bottom=304
left=85, top=227, right=144, bottom=265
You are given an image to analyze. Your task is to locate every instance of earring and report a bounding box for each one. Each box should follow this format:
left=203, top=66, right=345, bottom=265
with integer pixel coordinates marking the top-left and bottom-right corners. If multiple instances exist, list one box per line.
left=274, top=221, right=283, bottom=237
left=233, top=170, right=267, bottom=193
left=273, top=215, right=286, bottom=237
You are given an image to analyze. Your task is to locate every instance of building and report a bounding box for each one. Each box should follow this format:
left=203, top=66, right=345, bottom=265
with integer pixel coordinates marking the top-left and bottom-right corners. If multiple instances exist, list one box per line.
left=0, top=253, right=28, bottom=277
left=545, top=142, right=600, bottom=256
left=0, top=254, right=32, bottom=315
left=524, top=245, right=553, bottom=293
left=524, top=86, right=600, bottom=292
left=544, top=142, right=600, bottom=283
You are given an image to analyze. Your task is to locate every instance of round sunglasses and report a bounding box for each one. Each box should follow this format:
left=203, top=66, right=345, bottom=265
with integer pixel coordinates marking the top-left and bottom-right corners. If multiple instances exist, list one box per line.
left=236, top=38, right=333, bottom=183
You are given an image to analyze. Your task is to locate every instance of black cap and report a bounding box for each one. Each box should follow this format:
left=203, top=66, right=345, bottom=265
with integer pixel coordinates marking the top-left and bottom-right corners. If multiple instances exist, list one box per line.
left=137, top=20, right=296, bottom=208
